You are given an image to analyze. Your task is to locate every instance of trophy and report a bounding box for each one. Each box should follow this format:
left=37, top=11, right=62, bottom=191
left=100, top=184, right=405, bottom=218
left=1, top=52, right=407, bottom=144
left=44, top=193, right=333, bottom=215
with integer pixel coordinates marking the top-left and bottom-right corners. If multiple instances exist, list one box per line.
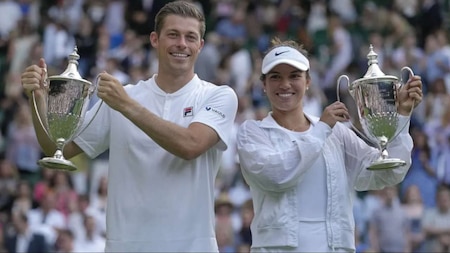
left=33, top=47, right=101, bottom=171
left=337, top=45, right=414, bottom=170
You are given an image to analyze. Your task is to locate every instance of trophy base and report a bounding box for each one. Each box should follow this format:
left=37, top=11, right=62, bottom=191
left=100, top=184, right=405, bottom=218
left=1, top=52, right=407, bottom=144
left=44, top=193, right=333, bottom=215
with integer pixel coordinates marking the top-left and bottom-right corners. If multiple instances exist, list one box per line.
left=367, top=158, right=406, bottom=171
left=38, top=157, right=78, bottom=171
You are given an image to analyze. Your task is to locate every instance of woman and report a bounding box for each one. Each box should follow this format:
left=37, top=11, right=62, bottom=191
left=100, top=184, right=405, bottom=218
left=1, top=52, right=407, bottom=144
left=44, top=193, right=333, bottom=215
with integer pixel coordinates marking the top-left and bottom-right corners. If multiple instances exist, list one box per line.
left=236, top=38, right=423, bottom=252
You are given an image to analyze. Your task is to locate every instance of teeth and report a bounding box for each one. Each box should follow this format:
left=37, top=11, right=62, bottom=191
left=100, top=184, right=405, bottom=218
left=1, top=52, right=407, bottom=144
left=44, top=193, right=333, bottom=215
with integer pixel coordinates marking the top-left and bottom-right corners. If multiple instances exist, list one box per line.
left=172, top=53, right=188, bottom=57
left=279, top=93, right=292, bottom=97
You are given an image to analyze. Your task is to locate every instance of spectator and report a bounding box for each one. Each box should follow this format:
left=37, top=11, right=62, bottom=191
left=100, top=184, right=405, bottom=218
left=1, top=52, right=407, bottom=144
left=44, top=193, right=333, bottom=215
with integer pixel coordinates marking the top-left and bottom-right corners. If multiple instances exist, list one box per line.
left=0, top=158, right=18, bottom=214
left=33, top=168, right=55, bottom=204
left=5, top=102, right=41, bottom=188
left=73, top=214, right=105, bottom=252
left=49, top=171, right=78, bottom=220
left=54, top=229, right=76, bottom=253
left=11, top=180, right=35, bottom=217
left=422, top=185, right=450, bottom=252
left=422, top=34, right=450, bottom=89
left=237, top=199, right=253, bottom=246
left=4, top=211, right=51, bottom=253
left=401, top=184, right=426, bottom=252
left=27, top=191, right=66, bottom=246
left=400, top=127, right=438, bottom=208
left=369, top=186, right=411, bottom=252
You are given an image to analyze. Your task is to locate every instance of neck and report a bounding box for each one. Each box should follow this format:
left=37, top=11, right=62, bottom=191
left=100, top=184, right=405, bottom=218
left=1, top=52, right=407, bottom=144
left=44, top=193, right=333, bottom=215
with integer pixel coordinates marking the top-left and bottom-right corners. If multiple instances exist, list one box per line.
left=272, top=111, right=310, bottom=132
left=155, top=72, right=195, bottom=93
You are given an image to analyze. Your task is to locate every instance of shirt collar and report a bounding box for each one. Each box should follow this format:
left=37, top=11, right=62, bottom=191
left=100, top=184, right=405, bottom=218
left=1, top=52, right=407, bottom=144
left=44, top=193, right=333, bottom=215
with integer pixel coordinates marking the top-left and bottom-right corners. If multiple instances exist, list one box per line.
left=259, top=111, right=319, bottom=129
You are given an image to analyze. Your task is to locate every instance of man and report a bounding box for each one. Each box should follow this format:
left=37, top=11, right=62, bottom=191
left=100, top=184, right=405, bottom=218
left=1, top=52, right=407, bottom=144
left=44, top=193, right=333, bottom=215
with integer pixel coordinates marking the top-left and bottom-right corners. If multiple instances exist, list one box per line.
left=422, top=185, right=450, bottom=252
left=5, top=212, right=51, bottom=253
left=20, top=1, right=238, bottom=252
left=368, top=186, right=411, bottom=253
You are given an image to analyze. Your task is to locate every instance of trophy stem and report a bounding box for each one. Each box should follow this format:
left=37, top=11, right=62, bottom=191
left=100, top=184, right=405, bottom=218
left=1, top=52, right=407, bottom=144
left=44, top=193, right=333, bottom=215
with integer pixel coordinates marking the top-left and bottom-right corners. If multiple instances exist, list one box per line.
left=381, top=149, right=389, bottom=160
left=365, top=136, right=406, bottom=170
left=37, top=138, right=77, bottom=171
left=367, top=146, right=406, bottom=170
left=54, top=138, right=65, bottom=160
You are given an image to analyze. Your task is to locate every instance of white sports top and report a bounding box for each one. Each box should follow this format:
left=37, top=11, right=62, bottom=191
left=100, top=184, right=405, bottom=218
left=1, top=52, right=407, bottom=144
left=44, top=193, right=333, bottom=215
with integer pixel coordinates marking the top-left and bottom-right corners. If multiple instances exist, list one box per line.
left=288, top=128, right=327, bottom=221
left=74, top=74, right=238, bottom=252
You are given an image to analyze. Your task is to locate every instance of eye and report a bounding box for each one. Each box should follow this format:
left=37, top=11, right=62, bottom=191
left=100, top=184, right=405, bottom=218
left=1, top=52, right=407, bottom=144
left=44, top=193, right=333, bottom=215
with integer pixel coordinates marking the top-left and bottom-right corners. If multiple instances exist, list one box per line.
left=290, top=73, right=302, bottom=79
left=289, top=72, right=305, bottom=80
left=268, top=74, right=281, bottom=80
left=168, top=33, right=177, bottom=38
left=186, top=34, right=198, bottom=41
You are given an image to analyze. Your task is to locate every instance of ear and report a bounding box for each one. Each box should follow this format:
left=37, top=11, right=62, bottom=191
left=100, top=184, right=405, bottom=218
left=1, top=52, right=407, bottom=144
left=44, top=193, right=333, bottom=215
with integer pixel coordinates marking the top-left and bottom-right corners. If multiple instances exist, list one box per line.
left=199, top=38, right=205, bottom=51
left=150, top=32, right=158, bottom=48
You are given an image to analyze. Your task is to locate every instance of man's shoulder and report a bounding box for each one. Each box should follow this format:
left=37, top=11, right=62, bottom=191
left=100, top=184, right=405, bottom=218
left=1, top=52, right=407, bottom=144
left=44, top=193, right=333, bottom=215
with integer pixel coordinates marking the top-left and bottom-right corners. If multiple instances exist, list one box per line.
left=200, top=79, right=230, bottom=89
left=200, top=80, right=237, bottom=96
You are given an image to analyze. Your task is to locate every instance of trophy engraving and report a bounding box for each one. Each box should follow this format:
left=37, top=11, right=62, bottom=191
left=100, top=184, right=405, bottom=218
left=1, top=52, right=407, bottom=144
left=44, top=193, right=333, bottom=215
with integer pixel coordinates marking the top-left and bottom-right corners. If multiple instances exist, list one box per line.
left=337, top=45, right=414, bottom=170
left=33, top=47, right=100, bottom=171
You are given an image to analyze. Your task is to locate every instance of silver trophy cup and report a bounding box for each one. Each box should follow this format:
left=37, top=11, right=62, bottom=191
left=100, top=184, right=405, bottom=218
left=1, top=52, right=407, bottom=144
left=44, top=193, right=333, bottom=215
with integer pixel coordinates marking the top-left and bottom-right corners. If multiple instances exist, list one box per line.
left=337, top=45, right=413, bottom=170
left=33, top=47, right=100, bottom=171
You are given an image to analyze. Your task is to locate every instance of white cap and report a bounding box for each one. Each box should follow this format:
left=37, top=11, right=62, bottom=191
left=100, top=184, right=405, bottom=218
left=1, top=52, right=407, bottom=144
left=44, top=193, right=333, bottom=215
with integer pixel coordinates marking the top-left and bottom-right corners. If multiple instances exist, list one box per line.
left=261, top=46, right=310, bottom=74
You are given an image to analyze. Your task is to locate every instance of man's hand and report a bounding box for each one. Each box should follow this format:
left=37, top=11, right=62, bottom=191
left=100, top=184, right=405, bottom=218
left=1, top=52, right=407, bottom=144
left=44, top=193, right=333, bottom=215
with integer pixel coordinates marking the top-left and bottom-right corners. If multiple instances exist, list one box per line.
left=97, top=72, right=133, bottom=112
left=21, top=58, right=48, bottom=99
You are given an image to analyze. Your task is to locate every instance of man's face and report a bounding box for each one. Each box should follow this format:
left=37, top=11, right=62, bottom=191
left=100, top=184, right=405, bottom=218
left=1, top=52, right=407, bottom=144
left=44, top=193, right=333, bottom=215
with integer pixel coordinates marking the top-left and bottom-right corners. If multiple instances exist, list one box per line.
left=150, top=14, right=204, bottom=76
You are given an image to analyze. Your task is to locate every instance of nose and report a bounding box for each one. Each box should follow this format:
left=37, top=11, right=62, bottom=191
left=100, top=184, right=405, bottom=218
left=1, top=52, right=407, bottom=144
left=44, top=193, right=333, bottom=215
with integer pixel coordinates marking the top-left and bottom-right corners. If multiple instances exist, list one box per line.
left=279, top=77, right=291, bottom=89
left=176, top=36, right=187, bottom=48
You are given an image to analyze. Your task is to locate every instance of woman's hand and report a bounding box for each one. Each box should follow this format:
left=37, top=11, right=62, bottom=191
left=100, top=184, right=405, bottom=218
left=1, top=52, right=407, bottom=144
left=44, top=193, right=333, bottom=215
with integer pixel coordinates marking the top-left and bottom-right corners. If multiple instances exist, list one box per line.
left=320, top=101, right=350, bottom=128
left=398, top=75, right=423, bottom=116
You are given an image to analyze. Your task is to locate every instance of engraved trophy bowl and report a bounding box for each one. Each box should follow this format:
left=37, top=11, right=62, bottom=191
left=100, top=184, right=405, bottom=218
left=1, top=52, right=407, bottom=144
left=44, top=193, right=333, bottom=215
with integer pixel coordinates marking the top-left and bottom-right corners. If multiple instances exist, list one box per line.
left=33, top=47, right=100, bottom=171
left=337, top=45, right=414, bottom=170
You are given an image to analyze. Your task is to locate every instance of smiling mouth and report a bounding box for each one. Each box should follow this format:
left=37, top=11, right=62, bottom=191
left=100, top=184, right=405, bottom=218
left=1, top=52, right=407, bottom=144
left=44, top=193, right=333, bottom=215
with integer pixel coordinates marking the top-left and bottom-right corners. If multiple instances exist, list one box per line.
left=170, top=52, right=189, bottom=58
left=277, top=93, right=294, bottom=97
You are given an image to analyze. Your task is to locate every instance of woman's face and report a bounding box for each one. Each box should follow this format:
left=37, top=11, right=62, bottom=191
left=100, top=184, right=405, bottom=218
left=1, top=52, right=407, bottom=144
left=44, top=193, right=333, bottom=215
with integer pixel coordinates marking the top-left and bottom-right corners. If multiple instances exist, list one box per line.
left=263, top=63, right=310, bottom=114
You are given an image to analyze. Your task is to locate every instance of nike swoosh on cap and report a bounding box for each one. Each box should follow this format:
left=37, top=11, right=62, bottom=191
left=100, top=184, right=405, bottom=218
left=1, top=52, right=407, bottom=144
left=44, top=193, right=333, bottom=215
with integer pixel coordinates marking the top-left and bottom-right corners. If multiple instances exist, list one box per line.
left=274, top=50, right=289, bottom=56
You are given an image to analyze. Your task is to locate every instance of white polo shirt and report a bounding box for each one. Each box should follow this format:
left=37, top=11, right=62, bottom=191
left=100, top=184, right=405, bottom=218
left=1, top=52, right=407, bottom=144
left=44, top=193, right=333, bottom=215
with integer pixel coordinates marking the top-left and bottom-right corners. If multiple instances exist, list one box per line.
left=74, top=74, right=238, bottom=252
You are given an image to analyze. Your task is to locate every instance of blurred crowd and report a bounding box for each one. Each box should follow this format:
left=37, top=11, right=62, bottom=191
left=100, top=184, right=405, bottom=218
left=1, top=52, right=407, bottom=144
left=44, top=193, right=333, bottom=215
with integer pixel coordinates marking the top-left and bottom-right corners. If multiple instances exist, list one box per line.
left=0, top=0, right=450, bottom=252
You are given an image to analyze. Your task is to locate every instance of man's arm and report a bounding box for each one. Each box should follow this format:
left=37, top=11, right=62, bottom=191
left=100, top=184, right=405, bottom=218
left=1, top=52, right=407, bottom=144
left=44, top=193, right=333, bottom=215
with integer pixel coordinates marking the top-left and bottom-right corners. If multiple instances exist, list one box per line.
left=123, top=102, right=220, bottom=160
left=22, top=59, right=84, bottom=160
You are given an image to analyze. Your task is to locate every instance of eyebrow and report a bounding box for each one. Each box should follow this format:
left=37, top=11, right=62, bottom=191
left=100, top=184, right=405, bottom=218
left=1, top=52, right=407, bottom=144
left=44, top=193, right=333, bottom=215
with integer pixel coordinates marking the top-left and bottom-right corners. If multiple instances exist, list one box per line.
left=166, top=29, right=199, bottom=36
left=268, top=69, right=304, bottom=74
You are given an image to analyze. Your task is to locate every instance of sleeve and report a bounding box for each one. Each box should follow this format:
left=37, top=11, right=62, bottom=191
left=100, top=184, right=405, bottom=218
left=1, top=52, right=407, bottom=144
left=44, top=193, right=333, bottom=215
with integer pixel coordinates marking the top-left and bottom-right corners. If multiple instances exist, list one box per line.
left=73, top=99, right=111, bottom=159
left=346, top=116, right=413, bottom=191
left=190, top=85, right=238, bottom=151
left=237, top=120, right=332, bottom=192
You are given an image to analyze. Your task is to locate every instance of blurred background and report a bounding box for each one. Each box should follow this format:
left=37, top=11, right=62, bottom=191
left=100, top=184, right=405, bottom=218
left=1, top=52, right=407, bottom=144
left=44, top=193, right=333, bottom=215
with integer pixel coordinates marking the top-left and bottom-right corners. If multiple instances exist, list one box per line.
left=0, top=0, right=449, bottom=252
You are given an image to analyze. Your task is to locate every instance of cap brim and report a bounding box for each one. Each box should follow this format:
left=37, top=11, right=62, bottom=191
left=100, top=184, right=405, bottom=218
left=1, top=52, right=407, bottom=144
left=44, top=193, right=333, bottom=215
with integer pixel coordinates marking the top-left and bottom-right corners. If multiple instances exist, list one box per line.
left=262, top=59, right=309, bottom=74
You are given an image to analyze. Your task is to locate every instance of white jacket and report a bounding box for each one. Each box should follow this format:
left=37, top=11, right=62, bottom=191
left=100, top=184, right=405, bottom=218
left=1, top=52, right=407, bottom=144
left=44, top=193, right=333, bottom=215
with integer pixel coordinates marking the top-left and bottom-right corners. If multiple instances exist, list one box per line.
left=236, top=113, right=413, bottom=250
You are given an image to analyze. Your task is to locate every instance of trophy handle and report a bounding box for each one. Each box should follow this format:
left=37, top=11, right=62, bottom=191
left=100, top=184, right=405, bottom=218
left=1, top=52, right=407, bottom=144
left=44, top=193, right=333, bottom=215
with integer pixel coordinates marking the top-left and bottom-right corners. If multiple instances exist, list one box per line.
left=336, top=75, right=380, bottom=148
left=32, top=91, right=51, bottom=138
left=386, top=66, right=415, bottom=144
left=32, top=68, right=51, bottom=139
left=74, top=74, right=104, bottom=137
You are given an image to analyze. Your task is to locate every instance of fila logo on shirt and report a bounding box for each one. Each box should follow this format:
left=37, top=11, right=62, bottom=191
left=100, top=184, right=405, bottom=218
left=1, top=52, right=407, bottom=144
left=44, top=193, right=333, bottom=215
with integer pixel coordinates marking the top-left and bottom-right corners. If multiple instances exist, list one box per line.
left=183, top=106, right=194, bottom=117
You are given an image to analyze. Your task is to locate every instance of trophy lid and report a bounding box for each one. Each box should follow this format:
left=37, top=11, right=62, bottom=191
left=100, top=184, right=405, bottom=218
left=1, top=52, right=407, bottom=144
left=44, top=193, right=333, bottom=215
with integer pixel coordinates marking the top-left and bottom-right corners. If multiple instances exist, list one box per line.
left=352, top=44, right=398, bottom=86
left=48, top=46, right=91, bottom=85
left=363, top=44, right=386, bottom=78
